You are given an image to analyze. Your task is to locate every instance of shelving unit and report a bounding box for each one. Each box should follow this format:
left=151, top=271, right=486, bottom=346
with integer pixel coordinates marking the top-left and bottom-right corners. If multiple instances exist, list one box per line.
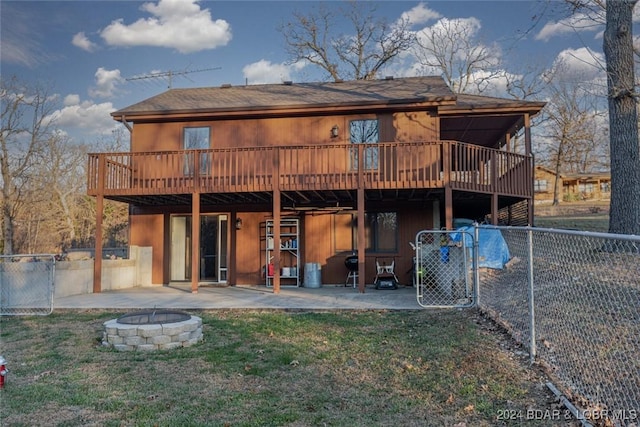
left=262, top=218, right=300, bottom=287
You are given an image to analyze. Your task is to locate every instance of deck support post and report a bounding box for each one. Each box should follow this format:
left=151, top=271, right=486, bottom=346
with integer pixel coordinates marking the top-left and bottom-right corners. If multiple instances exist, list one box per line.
left=444, top=186, right=453, bottom=230
left=524, top=113, right=534, bottom=225
left=357, top=187, right=366, bottom=293
left=356, top=144, right=366, bottom=293
left=491, top=193, right=499, bottom=225
left=191, top=192, right=200, bottom=293
left=93, top=194, right=104, bottom=293
left=272, top=148, right=281, bottom=294
left=273, top=188, right=281, bottom=294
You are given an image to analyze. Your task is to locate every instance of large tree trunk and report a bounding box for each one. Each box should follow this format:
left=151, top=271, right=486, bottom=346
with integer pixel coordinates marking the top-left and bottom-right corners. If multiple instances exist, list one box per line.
left=604, top=0, right=640, bottom=235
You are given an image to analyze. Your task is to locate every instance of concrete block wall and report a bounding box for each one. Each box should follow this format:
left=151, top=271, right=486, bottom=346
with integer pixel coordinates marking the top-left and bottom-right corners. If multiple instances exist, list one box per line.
left=54, top=246, right=152, bottom=298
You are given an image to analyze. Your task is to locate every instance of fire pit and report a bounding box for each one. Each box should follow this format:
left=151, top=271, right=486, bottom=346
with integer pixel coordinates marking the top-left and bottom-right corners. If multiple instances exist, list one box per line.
left=102, top=309, right=203, bottom=351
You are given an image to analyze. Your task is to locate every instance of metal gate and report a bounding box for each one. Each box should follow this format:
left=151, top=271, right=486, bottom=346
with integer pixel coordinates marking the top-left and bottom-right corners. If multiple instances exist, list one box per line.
left=0, top=254, right=56, bottom=315
left=414, top=229, right=476, bottom=308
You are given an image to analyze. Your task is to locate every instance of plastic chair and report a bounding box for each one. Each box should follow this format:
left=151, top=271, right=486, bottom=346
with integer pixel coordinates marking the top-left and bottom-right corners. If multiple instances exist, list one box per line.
left=374, top=257, right=399, bottom=289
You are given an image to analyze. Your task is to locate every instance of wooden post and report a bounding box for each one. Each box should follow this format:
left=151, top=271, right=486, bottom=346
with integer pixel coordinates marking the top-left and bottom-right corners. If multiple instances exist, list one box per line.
left=191, top=192, right=200, bottom=294
left=357, top=188, right=366, bottom=293
left=443, top=143, right=453, bottom=229
left=524, top=114, right=534, bottom=225
left=273, top=188, right=281, bottom=294
left=357, top=144, right=366, bottom=293
left=93, top=194, right=103, bottom=293
left=273, top=148, right=281, bottom=294
left=191, top=151, right=201, bottom=293
left=491, top=150, right=498, bottom=225
left=93, top=155, right=105, bottom=293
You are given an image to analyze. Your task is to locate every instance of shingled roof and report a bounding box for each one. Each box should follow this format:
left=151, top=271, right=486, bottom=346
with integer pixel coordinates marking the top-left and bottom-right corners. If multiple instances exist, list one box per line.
left=112, top=76, right=458, bottom=118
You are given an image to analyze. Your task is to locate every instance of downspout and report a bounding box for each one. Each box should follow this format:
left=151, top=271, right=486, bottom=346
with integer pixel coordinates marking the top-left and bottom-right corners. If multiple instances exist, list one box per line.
left=118, top=115, right=133, bottom=134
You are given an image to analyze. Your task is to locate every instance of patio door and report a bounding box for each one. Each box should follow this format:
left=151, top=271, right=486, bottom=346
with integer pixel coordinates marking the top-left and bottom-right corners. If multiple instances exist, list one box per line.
left=170, top=214, right=228, bottom=283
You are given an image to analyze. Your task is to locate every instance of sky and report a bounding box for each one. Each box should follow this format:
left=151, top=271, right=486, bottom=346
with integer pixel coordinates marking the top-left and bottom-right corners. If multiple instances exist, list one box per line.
left=1, top=0, right=624, bottom=145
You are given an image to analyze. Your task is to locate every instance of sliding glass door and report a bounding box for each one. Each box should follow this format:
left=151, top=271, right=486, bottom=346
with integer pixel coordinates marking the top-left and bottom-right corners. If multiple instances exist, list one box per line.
left=170, top=214, right=228, bottom=283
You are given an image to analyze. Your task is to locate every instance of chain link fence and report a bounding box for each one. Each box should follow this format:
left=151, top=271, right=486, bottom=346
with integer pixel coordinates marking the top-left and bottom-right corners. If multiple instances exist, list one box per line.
left=415, top=229, right=475, bottom=308
left=0, top=254, right=56, bottom=315
left=478, top=226, right=639, bottom=426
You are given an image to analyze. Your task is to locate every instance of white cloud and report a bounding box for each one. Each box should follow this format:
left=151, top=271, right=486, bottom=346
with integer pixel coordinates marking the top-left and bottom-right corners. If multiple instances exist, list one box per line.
left=89, top=68, right=125, bottom=98
left=72, top=32, right=98, bottom=52
left=242, top=60, right=302, bottom=85
left=535, top=11, right=604, bottom=42
left=45, top=99, right=118, bottom=138
left=398, top=2, right=441, bottom=27
left=64, top=94, right=81, bottom=106
left=99, top=0, right=232, bottom=53
left=552, top=47, right=605, bottom=82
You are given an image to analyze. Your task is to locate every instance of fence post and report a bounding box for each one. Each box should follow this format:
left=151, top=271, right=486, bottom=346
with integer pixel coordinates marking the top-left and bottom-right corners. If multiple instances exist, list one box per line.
left=473, top=223, right=480, bottom=308
left=527, top=227, right=536, bottom=364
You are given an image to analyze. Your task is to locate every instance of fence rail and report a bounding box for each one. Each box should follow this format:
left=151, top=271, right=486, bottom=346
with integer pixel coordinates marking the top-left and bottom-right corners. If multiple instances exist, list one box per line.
left=477, top=226, right=640, bottom=426
left=0, top=254, right=56, bottom=316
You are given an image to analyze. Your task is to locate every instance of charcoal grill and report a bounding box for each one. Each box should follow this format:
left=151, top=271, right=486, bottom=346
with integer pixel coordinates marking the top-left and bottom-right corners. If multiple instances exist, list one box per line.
left=344, top=255, right=359, bottom=287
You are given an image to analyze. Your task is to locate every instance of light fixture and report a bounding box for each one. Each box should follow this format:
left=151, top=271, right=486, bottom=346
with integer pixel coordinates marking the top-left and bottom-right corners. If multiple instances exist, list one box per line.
left=235, top=217, right=243, bottom=230
left=330, top=125, right=339, bottom=138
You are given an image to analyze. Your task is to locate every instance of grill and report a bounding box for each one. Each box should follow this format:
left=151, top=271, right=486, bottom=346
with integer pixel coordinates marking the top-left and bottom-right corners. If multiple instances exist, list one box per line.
left=344, top=255, right=359, bottom=272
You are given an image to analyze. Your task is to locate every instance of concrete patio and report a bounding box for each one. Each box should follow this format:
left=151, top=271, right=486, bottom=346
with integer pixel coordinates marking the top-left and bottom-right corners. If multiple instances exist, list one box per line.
left=54, top=284, right=422, bottom=311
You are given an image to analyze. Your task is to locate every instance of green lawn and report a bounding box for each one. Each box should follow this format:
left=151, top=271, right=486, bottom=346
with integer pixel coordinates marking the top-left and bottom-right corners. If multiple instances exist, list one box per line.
left=0, top=309, right=557, bottom=426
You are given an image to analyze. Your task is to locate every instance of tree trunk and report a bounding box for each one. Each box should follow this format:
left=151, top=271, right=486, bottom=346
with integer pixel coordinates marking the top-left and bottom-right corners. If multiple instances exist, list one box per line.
left=604, top=0, right=640, bottom=235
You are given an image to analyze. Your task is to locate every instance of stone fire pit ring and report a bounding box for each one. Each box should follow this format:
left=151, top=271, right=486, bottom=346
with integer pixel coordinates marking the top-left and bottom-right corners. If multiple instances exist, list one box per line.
left=102, top=309, right=203, bottom=351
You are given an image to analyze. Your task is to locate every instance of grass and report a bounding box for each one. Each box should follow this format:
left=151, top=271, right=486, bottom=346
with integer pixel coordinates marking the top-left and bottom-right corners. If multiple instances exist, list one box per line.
left=534, top=213, right=609, bottom=233
left=0, top=309, right=559, bottom=427
left=534, top=203, right=610, bottom=232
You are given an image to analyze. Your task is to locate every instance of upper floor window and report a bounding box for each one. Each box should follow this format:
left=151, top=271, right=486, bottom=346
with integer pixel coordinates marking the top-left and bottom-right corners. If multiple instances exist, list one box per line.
left=350, top=119, right=379, bottom=170
left=183, top=127, right=210, bottom=175
left=184, top=127, right=210, bottom=150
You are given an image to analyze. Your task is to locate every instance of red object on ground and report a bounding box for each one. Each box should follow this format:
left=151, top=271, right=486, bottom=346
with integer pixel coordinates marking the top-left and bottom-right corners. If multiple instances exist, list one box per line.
left=0, top=355, right=7, bottom=388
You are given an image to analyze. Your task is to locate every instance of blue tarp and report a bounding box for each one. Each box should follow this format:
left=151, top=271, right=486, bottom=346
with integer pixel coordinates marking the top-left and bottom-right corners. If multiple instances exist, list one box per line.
left=450, top=225, right=510, bottom=269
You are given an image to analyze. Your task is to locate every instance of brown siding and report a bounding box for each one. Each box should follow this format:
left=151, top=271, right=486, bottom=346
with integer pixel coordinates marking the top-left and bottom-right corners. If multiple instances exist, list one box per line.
left=235, top=212, right=269, bottom=285
left=302, top=206, right=435, bottom=286
left=393, top=111, right=438, bottom=142
left=130, top=213, right=165, bottom=284
left=130, top=111, right=439, bottom=153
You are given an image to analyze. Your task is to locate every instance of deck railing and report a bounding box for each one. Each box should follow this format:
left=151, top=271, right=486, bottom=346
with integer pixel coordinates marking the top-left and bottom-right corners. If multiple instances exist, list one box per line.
left=87, top=141, right=532, bottom=198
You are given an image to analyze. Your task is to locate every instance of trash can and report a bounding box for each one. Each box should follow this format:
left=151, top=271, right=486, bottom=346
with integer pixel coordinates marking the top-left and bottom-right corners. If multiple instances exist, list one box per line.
left=304, top=263, right=322, bottom=288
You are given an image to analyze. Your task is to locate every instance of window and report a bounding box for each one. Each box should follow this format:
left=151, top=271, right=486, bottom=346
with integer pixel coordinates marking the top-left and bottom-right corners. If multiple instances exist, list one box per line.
left=601, top=182, right=611, bottom=193
left=335, top=211, right=397, bottom=253
left=534, top=179, right=548, bottom=192
left=578, top=183, right=594, bottom=193
left=350, top=119, right=379, bottom=170
left=183, top=127, right=210, bottom=175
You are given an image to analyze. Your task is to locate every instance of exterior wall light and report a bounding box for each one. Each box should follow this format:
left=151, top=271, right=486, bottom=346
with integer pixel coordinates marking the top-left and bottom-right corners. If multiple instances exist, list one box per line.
left=331, top=125, right=339, bottom=138
left=235, top=217, right=243, bottom=230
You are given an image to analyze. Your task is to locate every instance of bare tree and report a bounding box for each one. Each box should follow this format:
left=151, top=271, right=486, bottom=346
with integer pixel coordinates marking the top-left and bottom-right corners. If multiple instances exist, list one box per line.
left=34, top=132, right=89, bottom=250
left=0, top=76, right=55, bottom=254
left=413, top=17, right=501, bottom=94
left=603, top=0, right=640, bottom=235
left=279, top=1, right=414, bottom=81
left=537, top=71, right=607, bottom=204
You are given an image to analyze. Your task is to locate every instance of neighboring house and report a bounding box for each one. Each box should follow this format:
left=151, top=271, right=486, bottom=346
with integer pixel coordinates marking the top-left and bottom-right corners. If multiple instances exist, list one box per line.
left=88, top=76, right=545, bottom=293
left=534, top=166, right=611, bottom=204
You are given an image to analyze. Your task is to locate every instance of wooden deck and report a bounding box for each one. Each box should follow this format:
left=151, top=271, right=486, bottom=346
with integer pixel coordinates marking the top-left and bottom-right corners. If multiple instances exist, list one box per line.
left=87, top=141, right=532, bottom=203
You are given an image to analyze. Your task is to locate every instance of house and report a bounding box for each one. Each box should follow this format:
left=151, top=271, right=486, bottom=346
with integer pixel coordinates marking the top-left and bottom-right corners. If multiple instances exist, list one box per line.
left=88, top=76, right=545, bottom=294
left=534, top=166, right=611, bottom=204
